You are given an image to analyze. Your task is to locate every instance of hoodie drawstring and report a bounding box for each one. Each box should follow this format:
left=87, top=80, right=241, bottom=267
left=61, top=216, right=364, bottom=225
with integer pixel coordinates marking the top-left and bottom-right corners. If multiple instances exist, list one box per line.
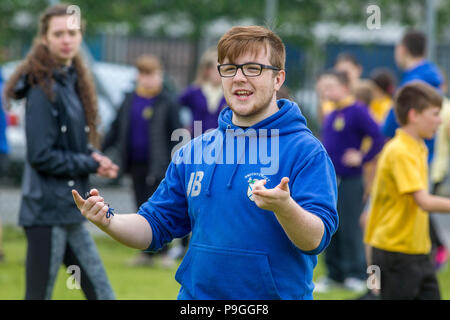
left=227, top=150, right=244, bottom=189
left=205, top=136, right=224, bottom=197
left=205, top=162, right=217, bottom=197
left=204, top=128, right=246, bottom=196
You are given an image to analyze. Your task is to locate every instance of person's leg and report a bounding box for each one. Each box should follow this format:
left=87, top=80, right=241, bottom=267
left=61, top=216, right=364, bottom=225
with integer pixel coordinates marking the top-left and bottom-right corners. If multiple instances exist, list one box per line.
left=0, top=219, right=4, bottom=262
left=24, top=226, right=66, bottom=300
left=0, top=153, right=9, bottom=177
left=373, top=248, right=423, bottom=300
left=64, top=223, right=115, bottom=300
left=339, top=176, right=366, bottom=281
left=430, top=182, right=448, bottom=269
left=130, top=165, right=169, bottom=262
left=416, top=255, right=441, bottom=300
left=324, top=177, right=344, bottom=283
left=324, top=229, right=343, bottom=282
left=0, top=155, right=8, bottom=262
left=129, top=163, right=156, bottom=261
left=130, top=162, right=151, bottom=209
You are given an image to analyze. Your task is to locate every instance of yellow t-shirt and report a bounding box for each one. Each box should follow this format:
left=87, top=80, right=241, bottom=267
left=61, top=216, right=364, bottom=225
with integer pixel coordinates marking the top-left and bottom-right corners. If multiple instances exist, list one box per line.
left=364, top=129, right=430, bottom=254
left=369, top=96, right=393, bottom=124
left=321, top=100, right=336, bottom=118
left=320, top=96, right=356, bottom=119
left=360, top=97, right=391, bottom=153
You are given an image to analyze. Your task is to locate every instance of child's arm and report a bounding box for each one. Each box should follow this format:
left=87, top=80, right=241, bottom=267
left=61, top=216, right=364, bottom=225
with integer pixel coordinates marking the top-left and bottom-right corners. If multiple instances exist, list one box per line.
left=413, top=189, right=450, bottom=213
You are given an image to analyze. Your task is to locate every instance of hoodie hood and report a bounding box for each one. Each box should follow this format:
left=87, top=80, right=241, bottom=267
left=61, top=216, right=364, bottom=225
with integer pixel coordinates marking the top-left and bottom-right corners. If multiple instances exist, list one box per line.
left=201, top=99, right=312, bottom=196
left=402, top=60, right=443, bottom=90
left=218, top=98, right=310, bottom=136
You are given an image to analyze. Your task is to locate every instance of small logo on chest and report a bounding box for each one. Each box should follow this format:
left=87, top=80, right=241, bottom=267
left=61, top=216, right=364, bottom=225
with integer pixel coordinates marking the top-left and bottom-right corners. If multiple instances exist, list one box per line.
left=245, top=173, right=270, bottom=202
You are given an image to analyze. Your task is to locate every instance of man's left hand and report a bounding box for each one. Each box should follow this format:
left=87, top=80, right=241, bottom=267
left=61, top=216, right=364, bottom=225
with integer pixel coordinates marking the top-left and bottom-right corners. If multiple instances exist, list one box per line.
left=251, top=177, right=291, bottom=213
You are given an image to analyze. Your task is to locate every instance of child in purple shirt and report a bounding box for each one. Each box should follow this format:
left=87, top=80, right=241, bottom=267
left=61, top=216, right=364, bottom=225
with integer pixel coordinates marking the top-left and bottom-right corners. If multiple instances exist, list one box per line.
left=315, top=70, right=384, bottom=292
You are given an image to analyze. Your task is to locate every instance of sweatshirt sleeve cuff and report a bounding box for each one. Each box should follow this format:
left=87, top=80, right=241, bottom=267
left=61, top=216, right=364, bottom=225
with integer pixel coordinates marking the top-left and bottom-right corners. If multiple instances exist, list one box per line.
left=300, top=231, right=328, bottom=256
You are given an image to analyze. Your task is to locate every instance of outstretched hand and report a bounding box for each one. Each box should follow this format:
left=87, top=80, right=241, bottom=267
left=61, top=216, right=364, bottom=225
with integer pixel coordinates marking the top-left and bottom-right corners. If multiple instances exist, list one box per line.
left=72, top=188, right=112, bottom=229
left=251, top=177, right=291, bottom=213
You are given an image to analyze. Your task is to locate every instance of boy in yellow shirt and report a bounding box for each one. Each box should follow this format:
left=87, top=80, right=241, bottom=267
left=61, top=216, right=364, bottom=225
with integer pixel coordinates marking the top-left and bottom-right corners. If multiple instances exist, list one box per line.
left=364, top=81, right=450, bottom=299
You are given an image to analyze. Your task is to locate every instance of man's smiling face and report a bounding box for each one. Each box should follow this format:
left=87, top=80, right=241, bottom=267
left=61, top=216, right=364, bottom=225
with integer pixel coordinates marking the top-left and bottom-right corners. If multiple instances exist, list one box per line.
left=221, top=45, right=285, bottom=127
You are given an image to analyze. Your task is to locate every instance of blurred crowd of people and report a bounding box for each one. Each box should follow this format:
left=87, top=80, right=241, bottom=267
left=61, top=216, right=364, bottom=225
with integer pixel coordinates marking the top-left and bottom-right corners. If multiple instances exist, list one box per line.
left=100, top=47, right=227, bottom=268
left=1, top=3, right=450, bottom=301
left=0, top=67, right=8, bottom=263
left=0, top=3, right=227, bottom=299
left=314, top=29, right=450, bottom=299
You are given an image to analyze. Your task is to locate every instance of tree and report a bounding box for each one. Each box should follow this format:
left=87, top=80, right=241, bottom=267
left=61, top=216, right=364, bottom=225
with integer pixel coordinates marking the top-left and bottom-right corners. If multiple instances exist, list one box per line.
left=2, top=0, right=449, bottom=63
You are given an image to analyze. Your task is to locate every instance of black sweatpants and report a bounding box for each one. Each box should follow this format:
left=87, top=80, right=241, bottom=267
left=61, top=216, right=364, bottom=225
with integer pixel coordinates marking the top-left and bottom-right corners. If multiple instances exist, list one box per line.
left=372, top=247, right=441, bottom=300
left=24, top=224, right=115, bottom=300
left=325, top=175, right=367, bottom=282
left=130, top=162, right=168, bottom=255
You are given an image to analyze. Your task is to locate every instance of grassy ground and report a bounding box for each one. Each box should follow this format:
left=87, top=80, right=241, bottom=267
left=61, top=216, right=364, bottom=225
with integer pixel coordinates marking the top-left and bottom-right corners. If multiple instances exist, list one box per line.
left=1, top=225, right=449, bottom=300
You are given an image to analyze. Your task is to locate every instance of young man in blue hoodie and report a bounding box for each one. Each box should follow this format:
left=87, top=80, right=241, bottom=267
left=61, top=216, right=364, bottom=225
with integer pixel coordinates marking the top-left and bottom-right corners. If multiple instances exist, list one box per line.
left=72, top=26, right=339, bottom=300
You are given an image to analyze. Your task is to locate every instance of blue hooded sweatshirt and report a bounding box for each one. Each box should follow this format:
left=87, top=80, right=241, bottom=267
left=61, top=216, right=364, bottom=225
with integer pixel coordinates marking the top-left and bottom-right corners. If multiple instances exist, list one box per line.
left=381, top=60, right=443, bottom=163
left=138, top=99, right=339, bottom=300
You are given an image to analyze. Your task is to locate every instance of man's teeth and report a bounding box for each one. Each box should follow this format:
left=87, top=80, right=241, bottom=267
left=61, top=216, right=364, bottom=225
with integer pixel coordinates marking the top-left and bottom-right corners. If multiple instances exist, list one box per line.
left=236, top=90, right=251, bottom=95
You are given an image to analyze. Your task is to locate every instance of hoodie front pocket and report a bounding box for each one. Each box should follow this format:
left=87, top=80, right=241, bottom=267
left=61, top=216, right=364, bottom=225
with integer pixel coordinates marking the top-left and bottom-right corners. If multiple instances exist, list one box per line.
left=175, top=243, right=281, bottom=300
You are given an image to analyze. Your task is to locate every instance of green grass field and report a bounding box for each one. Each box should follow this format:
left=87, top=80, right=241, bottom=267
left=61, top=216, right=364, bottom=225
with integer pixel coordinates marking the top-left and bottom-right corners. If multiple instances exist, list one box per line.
left=1, top=225, right=449, bottom=300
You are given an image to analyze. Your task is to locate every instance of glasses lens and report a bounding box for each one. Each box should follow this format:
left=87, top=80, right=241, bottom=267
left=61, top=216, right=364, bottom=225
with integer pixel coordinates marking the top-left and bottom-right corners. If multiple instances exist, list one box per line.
left=219, top=65, right=237, bottom=77
left=243, top=64, right=262, bottom=76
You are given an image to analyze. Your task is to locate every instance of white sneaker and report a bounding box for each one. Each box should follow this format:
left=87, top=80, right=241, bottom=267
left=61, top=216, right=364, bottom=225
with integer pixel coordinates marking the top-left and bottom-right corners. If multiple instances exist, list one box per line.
left=343, top=277, right=366, bottom=292
left=314, top=276, right=342, bottom=293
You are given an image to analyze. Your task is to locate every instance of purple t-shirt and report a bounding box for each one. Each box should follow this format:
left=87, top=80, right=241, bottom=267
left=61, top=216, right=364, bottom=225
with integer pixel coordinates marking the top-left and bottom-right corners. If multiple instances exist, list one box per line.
left=321, top=101, right=385, bottom=177
left=178, top=85, right=227, bottom=133
left=128, top=93, right=156, bottom=163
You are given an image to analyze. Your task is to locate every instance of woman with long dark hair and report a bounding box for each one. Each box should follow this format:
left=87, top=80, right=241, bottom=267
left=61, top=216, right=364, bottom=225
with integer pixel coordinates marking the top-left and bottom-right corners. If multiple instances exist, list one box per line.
left=4, top=3, right=117, bottom=300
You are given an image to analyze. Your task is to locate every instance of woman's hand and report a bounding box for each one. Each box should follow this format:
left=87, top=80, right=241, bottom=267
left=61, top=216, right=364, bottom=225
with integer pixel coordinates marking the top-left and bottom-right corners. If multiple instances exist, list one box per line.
left=91, top=152, right=119, bottom=179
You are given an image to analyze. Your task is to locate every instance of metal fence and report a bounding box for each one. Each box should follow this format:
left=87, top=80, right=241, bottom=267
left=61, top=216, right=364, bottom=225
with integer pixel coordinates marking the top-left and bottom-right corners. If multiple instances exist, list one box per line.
left=97, top=34, right=197, bottom=91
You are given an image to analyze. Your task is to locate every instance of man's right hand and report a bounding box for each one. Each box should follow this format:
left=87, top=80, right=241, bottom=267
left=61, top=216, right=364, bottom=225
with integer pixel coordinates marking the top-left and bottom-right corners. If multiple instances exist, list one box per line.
left=72, top=188, right=112, bottom=229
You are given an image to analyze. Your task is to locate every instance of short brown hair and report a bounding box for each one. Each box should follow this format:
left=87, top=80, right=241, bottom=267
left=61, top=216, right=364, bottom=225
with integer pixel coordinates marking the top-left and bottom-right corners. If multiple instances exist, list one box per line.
left=354, top=80, right=375, bottom=106
left=369, top=68, right=397, bottom=97
left=135, top=54, right=162, bottom=74
left=394, top=81, right=443, bottom=125
left=319, top=69, right=350, bottom=88
left=195, top=47, right=218, bottom=85
left=217, top=25, right=285, bottom=70
left=335, top=52, right=361, bottom=68
left=401, top=30, right=427, bottom=58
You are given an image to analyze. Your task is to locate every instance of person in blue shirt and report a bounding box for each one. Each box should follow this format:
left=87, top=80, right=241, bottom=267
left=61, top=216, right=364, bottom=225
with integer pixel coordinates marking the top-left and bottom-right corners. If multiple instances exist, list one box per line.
left=0, top=67, right=9, bottom=262
left=72, top=25, right=339, bottom=300
left=382, top=30, right=443, bottom=163
left=0, top=68, right=9, bottom=174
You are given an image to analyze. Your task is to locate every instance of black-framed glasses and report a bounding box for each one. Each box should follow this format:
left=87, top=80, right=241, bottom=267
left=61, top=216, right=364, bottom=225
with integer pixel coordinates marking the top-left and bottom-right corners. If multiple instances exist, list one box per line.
left=217, top=62, right=281, bottom=77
